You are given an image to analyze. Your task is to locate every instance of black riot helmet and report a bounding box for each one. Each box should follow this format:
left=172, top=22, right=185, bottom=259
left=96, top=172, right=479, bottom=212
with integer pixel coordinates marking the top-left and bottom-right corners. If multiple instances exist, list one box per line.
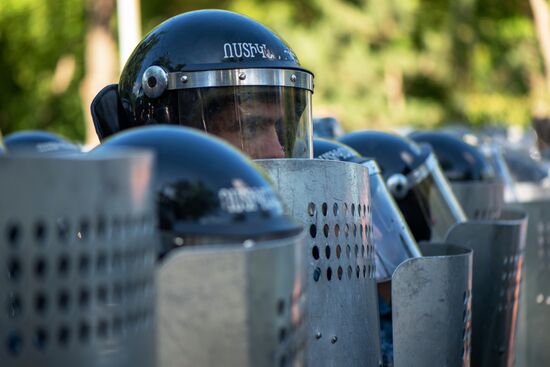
left=313, top=117, right=344, bottom=139
left=92, top=125, right=301, bottom=258
left=409, top=131, right=494, bottom=182
left=4, top=130, right=80, bottom=155
left=313, top=138, right=422, bottom=282
left=410, top=131, right=506, bottom=220
left=339, top=131, right=466, bottom=242
left=91, top=10, right=314, bottom=160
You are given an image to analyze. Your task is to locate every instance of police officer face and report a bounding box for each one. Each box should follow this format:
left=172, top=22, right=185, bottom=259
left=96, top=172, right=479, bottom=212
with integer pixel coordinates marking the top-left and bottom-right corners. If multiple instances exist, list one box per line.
left=175, top=85, right=311, bottom=159
left=213, top=101, right=286, bottom=159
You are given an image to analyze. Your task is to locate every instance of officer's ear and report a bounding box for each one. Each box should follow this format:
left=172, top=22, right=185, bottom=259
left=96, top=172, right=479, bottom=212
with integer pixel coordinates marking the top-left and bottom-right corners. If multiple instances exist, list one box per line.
left=90, top=84, right=127, bottom=141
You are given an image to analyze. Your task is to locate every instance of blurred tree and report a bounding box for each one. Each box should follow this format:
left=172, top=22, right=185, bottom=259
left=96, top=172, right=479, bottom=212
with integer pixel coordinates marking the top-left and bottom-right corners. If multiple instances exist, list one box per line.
left=227, top=0, right=451, bottom=130
left=529, top=0, right=550, bottom=148
left=0, top=0, right=86, bottom=141
left=465, top=0, right=538, bottom=126
left=80, top=0, right=118, bottom=146
left=0, top=0, right=548, bottom=139
left=528, top=0, right=550, bottom=93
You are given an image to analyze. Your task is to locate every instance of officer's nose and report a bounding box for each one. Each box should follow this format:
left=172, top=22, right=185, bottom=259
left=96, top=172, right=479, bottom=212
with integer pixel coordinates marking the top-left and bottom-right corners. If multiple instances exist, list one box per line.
left=254, top=125, right=285, bottom=159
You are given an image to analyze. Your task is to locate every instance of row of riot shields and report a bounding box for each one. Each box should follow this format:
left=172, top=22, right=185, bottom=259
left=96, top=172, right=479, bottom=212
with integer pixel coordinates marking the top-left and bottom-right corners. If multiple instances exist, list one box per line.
left=0, top=137, right=550, bottom=366
left=439, top=169, right=550, bottom=367
left=0, top=152, right=309, bottom=367
left=258, top=158, right=473, bottom=367
left=259, top=158, right=529, bottom=367
left=1, top=143, right=548, bottom=367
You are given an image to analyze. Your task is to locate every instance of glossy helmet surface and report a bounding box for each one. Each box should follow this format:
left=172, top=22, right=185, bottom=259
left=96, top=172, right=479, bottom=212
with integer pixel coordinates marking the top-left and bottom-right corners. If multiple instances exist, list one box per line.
left=4, top=130, right=80, bottom=155
left=339, top=131, right=429, bottom=179
left=92, top=125, right=300, bottom=258
left=409, top=131, right=494, bottom=181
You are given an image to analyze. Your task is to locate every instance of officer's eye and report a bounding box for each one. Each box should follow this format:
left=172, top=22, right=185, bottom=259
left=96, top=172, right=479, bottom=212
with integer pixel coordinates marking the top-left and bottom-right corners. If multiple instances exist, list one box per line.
left=242, top=115, right=277, bottom=133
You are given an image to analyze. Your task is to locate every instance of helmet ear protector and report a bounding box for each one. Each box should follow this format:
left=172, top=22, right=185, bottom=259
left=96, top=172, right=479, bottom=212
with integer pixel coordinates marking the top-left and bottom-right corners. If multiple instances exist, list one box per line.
left=91, top=84, right=130, bottom=141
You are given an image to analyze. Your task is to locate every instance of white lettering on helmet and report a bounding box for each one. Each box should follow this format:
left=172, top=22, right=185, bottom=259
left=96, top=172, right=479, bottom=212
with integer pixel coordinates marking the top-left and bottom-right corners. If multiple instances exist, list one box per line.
left=223, top=43, right=234, bottom=58
left=317, top=147, right=355, bottom=161
left=232, top=42, right=243, bottom=58
left=218, top=186, right=283, bottom=214
left=222, top=42, right=277, bottom=59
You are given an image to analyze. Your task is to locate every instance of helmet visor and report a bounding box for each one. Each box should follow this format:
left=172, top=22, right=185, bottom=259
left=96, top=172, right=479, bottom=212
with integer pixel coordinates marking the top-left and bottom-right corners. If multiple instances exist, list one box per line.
left=177, top=86, right=312, bottom=159
left=365, top=161, right=422, bottom=282
left=391, top=147, right=466, bottom=242
left=407, top=150, right=466, bottom=241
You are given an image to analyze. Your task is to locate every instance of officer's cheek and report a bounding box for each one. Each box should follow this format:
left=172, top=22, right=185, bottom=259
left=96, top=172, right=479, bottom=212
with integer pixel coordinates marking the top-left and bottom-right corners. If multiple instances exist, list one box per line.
left=246, top=126, right=285, bottom=159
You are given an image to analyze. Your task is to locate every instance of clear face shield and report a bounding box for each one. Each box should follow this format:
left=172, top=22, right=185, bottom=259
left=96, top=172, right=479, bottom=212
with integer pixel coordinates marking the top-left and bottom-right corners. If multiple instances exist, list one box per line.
left=387, top=146, right=466, bottom=242
left=480, top=142, right=518, bottom=202
left=363, top=160, right=422, bottom=283
left=172, top=69, right=313, bottom=159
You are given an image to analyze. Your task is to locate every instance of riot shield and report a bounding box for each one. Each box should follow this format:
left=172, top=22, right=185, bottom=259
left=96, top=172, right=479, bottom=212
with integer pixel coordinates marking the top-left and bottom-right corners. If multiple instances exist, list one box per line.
left=157, top=233, right=306, bottom=367
left=446, top=210, right=527, bottom=367
left=392, top=243, right=473, bottom=367
left=451, top=180, right=504, bottom=220
left=257, top=159, right=382, bottom=367
left=0, top=153, right=157, bottom=367
left=511, top=189, right=550, bottom=367
left=363, top=160, right=421, bottom=283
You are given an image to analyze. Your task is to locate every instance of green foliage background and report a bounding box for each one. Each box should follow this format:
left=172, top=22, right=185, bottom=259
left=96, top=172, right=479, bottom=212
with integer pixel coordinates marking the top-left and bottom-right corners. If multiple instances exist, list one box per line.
left=0, top=0, right=547, bottom=141
left=0, top=0, right=86, bottom=140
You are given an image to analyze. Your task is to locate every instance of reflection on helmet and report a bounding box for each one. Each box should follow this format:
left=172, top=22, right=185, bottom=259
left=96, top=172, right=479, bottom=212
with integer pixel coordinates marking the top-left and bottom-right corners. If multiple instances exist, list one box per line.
left=312, top=138, right=421, bottom=282
left=91, top=10, right=314, bottom=159
left=92, top=125, right=301, bottom=258
left=339, top=131, right=465, bottom=242
left=4, top=130, right=80, bottom=155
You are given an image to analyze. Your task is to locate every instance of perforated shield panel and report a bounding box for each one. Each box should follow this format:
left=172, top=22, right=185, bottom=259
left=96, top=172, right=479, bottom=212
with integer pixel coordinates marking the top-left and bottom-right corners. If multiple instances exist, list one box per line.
left=257, top=159, right=381, bottom=367
left=446, top=210, right=527, bottom=367
left=392, top=243, right=473, bottom=367
left=0, top=154, right=157, bottom=367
